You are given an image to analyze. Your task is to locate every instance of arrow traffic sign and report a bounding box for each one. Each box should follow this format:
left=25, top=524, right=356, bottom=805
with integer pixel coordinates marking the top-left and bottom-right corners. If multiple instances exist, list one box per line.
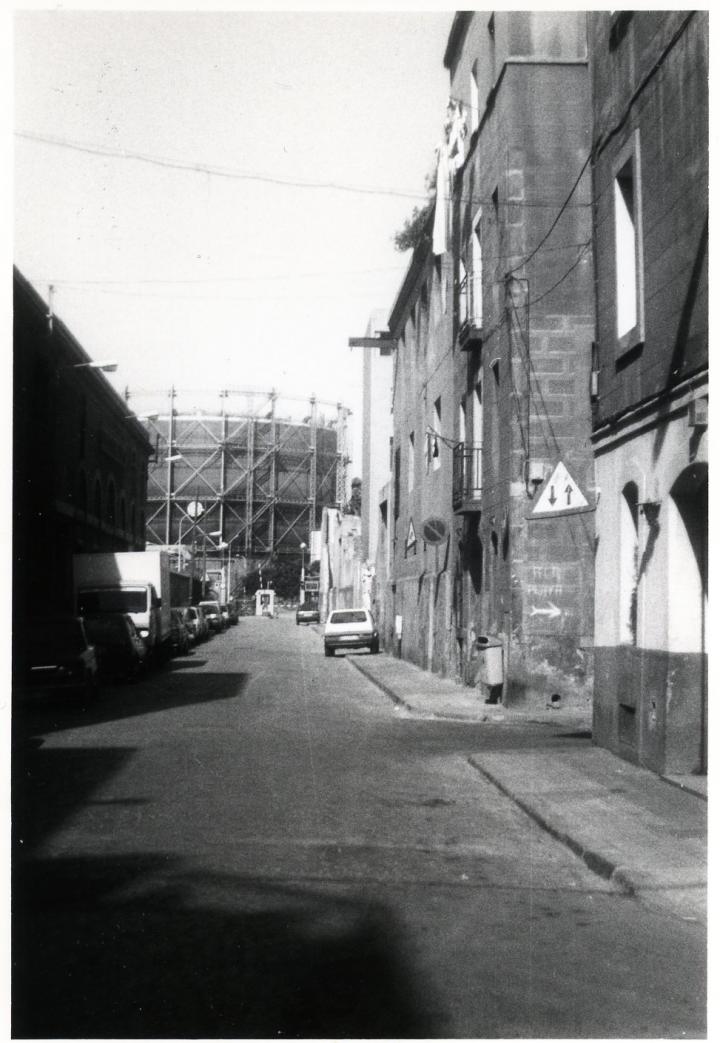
left=529, top=462, right=592, bottom=519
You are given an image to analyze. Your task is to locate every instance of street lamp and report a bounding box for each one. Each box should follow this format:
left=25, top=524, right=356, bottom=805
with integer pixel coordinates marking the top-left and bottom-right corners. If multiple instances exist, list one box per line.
left=300, top=542, right=307, bottom=603
left=177, top=504, right=205, bottom=571
left=201, top=529, right=223, bottom=597
left=72, top=360, right=119, bottom=372
left=218, top=533, right=244, bottom=600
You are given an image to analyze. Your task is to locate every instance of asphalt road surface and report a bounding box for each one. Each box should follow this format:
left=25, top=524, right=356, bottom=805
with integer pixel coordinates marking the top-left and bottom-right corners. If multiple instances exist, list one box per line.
left=12, top=615, right=706, bottom=1038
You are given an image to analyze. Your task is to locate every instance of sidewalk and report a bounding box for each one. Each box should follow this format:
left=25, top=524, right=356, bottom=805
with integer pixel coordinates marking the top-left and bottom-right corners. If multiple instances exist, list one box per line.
left=348, top=651, right=707, bottom=921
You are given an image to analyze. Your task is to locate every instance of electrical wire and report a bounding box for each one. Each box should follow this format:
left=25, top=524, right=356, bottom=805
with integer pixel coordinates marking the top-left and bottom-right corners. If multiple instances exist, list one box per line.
left=15, top=128, right=590, bottom=213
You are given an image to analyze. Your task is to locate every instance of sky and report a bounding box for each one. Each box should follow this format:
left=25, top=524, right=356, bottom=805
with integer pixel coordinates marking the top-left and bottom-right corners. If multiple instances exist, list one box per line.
left=13, top=6, right=454, bottom=470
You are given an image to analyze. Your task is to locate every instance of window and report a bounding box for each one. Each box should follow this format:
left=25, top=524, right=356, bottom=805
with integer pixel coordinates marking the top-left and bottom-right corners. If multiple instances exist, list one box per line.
left=419, top=285, right=429, bottom=359
left=473, top=378, right=484, bottom=450
left=430, top=397, right=442, bottom=472
left=470, top=60, right=480, bottom=134
left=609, top=11, right=632, bottom=49
left=106, top=480, right=116, bottom=526
left=76, top=472, right=87, bottom=515
left=613, top=130, right=644, bottom=354
left=619, top=482, right=639, bottom=645
left=408, top=432, right=415, bottom=493
left=459, top=256, right=468, bottom=326
left=393, top=445, right=401, bottom=522
left=434, top=257, right=447, bottom=315
left=470, top=209, right=483, bottom=326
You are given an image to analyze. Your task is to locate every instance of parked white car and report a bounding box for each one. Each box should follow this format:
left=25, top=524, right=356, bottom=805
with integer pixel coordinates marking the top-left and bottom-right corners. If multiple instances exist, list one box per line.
left=324, top=608, right=379, bottom=657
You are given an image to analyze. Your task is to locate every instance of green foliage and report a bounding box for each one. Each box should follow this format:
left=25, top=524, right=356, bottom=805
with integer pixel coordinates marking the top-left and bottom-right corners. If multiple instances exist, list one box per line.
left=393, top=201, right=433, bottom=253
left=245, top=555, right=312, bottom=599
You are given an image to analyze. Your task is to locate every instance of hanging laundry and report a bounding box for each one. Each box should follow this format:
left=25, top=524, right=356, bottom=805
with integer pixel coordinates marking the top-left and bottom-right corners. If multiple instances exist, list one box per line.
left=433, top=99, right=468, bottom=256
left=433, top=143, right=450, bottom=255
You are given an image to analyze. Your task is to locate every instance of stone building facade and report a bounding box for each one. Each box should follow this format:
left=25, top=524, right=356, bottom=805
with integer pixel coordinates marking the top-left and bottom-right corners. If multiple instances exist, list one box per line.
left=588, top=12, right=708, bottom=774
left=380, top=13, right=597, bottom=707
left=13, top=267, right=152, bottom=632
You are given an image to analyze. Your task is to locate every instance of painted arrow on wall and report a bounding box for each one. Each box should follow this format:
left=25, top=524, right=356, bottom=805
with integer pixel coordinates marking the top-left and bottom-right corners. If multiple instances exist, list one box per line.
left=529, top=601, right=562, bottom=619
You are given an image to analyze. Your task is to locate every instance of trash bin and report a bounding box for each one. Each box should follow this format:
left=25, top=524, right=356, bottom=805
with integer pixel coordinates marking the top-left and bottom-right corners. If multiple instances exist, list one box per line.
left=476, top=636, right=504, bottom=687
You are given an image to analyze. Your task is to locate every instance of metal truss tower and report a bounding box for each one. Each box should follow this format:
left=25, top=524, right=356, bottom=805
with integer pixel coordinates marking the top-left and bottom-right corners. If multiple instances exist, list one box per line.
left=131, top=388, right=350, bottom=559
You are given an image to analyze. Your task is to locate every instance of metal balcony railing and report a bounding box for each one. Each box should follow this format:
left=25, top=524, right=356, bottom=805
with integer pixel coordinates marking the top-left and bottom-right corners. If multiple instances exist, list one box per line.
left=459, top=271, right=483, bottom=330
left=452, top=443, right=483, bottom=509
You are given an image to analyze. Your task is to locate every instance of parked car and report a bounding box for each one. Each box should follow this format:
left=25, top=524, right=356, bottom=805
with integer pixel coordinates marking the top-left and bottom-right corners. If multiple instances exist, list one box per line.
left=184, top=605, right=209, bottom=643
left=169, top=609, right=191, bottom=656
left=22, top=616, right=100, bottom=700
left=296, top=602, right=320, bottom=625
left=323, top=608, right=379, bottom=657
left=83, top=612, right=148, bottom=681
left=199, top=600, right=225, bottom=633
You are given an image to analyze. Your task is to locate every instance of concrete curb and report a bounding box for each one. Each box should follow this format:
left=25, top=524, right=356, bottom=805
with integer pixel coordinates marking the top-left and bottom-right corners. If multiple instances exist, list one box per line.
left=347, top=655, right=591, bottom=726
left=466, top=755, right=635, bottom=894
left=349, top=654, right=639, bottom=893
left=346, top=656, right=408, bottom=709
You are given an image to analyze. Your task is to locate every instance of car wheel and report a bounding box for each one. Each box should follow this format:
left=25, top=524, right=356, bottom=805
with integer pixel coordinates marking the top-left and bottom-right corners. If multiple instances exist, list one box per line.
left=324, top=646, right=334, bottom=657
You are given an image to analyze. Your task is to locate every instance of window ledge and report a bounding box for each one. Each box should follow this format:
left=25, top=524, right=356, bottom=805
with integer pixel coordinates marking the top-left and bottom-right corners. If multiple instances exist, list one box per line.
left=615, top=328, right=644, bottom=363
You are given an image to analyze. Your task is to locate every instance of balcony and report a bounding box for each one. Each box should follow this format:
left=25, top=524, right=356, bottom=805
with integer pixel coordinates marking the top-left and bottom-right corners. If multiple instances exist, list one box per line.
left=452, top=443, right=483, bottom=512
left=458, top=270, right=483, bottom=350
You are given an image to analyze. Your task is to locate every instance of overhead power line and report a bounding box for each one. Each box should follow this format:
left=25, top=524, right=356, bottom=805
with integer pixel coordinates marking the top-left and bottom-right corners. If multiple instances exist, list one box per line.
left=16, top=128, right=590, bottom=212
left=16, top=129, right=428, bottom=202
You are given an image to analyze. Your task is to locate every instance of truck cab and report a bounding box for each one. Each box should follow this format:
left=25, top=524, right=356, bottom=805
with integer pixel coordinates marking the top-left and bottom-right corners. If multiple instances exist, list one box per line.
left=76, top=583, right=162, bottom=649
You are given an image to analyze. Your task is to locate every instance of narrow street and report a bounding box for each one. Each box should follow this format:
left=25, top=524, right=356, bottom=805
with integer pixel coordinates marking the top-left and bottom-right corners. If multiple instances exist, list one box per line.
left=13, top=616, right=705, bottom=1038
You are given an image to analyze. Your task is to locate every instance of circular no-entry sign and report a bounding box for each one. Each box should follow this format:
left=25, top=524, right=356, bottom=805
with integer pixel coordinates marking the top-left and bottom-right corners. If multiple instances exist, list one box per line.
left=421, top=516, right=447, bottom=544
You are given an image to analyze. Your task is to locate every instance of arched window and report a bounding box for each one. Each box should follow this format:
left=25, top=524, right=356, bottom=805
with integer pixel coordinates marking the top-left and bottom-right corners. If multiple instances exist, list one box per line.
left=668, top=465, right=707, bottom=654
left=619, top=482, right=639, bottom=644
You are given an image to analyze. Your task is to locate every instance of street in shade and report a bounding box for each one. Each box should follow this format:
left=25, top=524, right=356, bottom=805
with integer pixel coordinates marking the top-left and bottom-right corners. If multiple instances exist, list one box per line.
left=12, top=616, right=706, bottom=1039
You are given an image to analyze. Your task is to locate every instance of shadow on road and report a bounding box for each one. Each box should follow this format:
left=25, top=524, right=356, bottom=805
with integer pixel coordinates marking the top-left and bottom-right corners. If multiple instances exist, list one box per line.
left=13, top=671, right=249, bottom=737
left=13, top=743, right=139, bottom=851
left=13, top=852, right=440, bottom=1038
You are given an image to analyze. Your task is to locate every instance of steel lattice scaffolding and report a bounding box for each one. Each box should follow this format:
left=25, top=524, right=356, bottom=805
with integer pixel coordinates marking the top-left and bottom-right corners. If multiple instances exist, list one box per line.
left=131, top=388, right=351, bottom=559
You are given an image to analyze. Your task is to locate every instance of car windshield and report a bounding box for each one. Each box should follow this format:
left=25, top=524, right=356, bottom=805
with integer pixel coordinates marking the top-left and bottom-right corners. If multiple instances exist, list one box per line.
left=329, top=610, right=368, bottom=624
left=78, top=588, right=147, bottom=614
left=84, top=618, right=130, bottom=646
left=30, top=620, right=86, bottom=656
left=199, top=603, right=220, bottom=614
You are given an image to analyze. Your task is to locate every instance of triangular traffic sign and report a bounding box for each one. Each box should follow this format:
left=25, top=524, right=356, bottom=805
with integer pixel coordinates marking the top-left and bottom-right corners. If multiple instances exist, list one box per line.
left=532, top=462, right=590, bottom=517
